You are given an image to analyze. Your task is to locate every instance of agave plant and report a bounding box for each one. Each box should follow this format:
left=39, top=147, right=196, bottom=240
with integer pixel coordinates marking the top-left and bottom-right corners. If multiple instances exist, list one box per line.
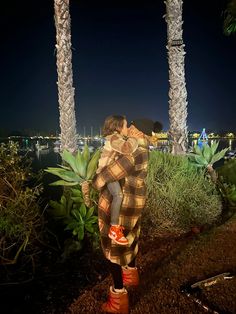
left=65, top=204, right=98, bottom=240
left=45, top=144, right=101, bottom=186
left=49, top=193, right=74, bottom=219
left=49, top=188, right=99, bottom=255
left=50, top=188, right=98, bottom=239
left=45, top=145, right=101, bottom=206
left=188, top=141, right=228, bottom=183
left=49, top=187, right=92, bottom=219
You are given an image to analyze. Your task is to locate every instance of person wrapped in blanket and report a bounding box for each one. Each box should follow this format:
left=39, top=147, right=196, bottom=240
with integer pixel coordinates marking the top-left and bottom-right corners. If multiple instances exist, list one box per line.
left=92, top=117, right=162, bottom=314
left=97, top=115, right=138, bottom=246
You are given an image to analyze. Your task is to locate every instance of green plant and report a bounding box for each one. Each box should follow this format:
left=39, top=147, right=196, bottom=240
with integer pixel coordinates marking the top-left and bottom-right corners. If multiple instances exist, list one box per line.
left=48, top=187, right=99, bottom=257
left=143, top=151, right=222, bottom=235
left=218, top=182, right=236, bottom=207
left=45, top=145, right=101, bottom=208
left=217, top=158, right=236, bottom=185
left=45, top=144, right=101, bottom=257
left=217, top=159, right=236, bottom=208
left=49, top=194, right=74, bottom=219
left=223, top=0, right=236, bottom=36
left=188, top=141, right=228, bottom=183
left=45, top=145, right=101, bottom=187
left=0, top=142, right=43, bottom=266
left=65, top=204, right=98, bottom=240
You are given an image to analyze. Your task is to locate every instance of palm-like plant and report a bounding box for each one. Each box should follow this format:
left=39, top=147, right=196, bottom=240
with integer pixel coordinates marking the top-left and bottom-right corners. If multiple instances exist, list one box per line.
left=49, top=191, right=98, bottom=244
left=45, top=146, right=100, bottom=185
left=45, top=144, right=101, bottom=206
left=164, top=0, right=188, bottom=155
left=224, top=0, right=236, bottom=35
left=54, top=0, right=77, bottom=152
left=188, top=141, right=228, bottom=183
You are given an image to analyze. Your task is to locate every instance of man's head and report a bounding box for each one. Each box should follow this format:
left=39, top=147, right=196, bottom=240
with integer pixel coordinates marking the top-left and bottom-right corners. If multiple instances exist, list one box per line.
left=128, top=118, right=157, bottom=135
left=127, top=118, right=163, bottom=144
left=130, top=119, right=154, bottom=136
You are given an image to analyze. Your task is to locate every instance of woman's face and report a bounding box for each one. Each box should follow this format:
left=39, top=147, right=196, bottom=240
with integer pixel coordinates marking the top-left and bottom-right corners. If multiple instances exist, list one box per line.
left=120, top=119, right=128, bottom=136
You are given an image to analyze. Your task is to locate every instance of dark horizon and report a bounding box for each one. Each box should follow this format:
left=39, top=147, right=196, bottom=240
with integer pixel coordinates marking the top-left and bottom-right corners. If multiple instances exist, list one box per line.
left=1, top=0, right=236, bottom=134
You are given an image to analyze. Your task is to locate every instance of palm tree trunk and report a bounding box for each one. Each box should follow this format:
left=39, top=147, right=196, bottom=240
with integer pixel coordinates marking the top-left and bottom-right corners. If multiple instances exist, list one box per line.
left=54, top=0, right=77, bottom=153
left=165, top=0, right=188, bottom=155
left=207, top=164, right=218, bottom=184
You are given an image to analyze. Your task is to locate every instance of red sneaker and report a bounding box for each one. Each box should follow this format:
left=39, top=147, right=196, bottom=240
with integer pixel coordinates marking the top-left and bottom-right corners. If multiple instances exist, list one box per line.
left=108, top=225, right=129, bottom=245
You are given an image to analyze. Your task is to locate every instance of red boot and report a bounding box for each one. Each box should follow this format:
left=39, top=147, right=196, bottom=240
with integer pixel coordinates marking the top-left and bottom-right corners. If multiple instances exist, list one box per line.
left=122, top=267, right=139, bottom=287
left=101, top=286, right=129, bottom=314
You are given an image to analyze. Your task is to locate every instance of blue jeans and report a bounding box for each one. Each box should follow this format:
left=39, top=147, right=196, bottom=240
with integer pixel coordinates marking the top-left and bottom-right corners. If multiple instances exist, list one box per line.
left=107, top=181, right=123, bottom=225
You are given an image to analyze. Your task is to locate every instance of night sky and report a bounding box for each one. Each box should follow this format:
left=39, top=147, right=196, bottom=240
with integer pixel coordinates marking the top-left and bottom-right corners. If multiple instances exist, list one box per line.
left=1, top=0, right=236, bottom=135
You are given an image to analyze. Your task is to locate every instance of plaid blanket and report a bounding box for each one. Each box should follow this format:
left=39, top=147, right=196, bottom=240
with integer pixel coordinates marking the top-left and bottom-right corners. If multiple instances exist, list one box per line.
left=92, top=144, right=148, bottom=266
left=96, top=133, right=138, bottom=174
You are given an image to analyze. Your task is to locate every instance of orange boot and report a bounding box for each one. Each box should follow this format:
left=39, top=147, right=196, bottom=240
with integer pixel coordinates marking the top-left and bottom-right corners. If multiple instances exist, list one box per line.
left=122, top=267, right=139, bottom=287
left=101, top=286, right=129, bottom=314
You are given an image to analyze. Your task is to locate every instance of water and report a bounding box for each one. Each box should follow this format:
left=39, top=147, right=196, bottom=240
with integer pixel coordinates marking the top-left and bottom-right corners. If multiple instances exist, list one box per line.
left=1, top=137, right=235, bottom=201
left=0, top=137, right=103, bottom=201
left=1, top=138, right=235, bottom=171
left=156, top=138, right=236, bottom=152
left=0, top=137, right=103, bottom=170
left=190, top=138, right=236, bottom=152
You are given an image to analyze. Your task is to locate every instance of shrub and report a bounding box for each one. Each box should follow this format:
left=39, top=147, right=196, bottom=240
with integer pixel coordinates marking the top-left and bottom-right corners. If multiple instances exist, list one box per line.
left=45, top=146, right=101, bottom=259
left=217, top=159, right=236, bottom=208
left=143, top=151, right=222, bottom=235
left=0, top=142, right=43, bottom=266
left=217, top=158, right=236, bottom=185
left=48, top=187, right=100, bottom=259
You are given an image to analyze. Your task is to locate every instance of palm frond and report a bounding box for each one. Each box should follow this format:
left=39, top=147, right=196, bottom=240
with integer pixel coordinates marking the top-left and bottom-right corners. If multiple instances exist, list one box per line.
left=223, top=0, right=236, bottom=35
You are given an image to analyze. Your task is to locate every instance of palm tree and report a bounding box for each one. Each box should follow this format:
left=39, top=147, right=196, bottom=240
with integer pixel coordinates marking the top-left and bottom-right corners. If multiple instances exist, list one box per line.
left=164, top=0, right=188, bottom=155
left=54, top=0, right=77, bottom=152
left=223, top=0, right=236, bottom=35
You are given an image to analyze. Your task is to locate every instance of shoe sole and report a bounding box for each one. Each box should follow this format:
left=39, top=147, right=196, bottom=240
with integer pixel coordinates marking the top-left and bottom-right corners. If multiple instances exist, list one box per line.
left=108, top=234, right=129, bottom=245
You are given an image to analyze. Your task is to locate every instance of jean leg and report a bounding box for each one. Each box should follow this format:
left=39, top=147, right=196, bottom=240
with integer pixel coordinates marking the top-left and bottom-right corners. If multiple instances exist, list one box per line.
left=107, top=181, right=123, bottom=225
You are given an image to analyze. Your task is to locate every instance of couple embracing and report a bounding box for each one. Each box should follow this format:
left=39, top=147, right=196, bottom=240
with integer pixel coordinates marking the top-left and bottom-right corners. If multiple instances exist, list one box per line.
left=92, top=115, right=162, bottom=314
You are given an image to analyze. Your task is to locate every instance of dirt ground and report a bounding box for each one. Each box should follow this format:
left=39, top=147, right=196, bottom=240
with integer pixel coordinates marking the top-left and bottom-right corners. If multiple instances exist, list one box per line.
left=68, top=215, right=236, bottom=314
left=1, top=215, right=235, bottom=314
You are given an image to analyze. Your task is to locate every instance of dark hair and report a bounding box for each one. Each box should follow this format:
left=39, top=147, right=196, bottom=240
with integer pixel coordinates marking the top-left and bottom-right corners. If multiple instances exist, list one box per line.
left=153, top=121, right=163, bottom=133
left=102, top=115, right=126, bottom=137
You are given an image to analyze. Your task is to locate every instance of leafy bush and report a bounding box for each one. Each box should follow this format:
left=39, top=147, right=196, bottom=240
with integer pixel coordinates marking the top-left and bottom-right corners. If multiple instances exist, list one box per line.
left=217, top=158, right=236, bottom=185
left=217, top=159, right=236, bottom=208
left=45, top=146, right=101, bottom=259
left=143, top=151, right=222, bottom=234
left=48, top=187, right=99, bottom=258
left=0, top=142, right=43, bottom=265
